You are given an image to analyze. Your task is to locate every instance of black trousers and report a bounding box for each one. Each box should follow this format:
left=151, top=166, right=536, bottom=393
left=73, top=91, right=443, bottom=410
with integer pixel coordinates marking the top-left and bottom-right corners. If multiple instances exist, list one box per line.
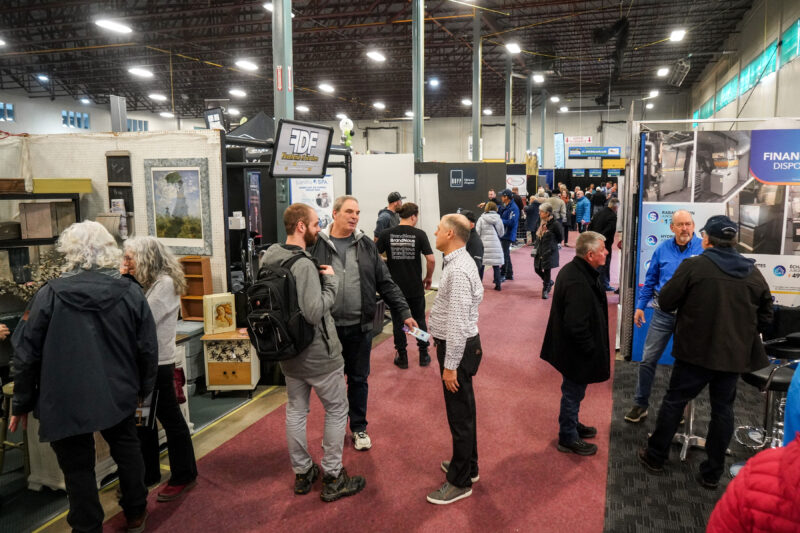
left=500, top=240, right=513, bottom=278
left=336, top=324, right=373, bottom=433
left=51, top=416, right=146, bottom=533
left=562, top=219, right=570, bottom=245
left=435, top=335, right=482, bottom=489
left=390, top=293, right=429, bottom=353
left=534, top=265, right=551, bottom=288
left=138, top=363, right=197, bottom=486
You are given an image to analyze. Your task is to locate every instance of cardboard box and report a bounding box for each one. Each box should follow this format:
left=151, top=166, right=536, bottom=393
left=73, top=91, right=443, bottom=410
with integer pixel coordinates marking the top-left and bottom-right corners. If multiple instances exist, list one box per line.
left=19, top=202, right=76, bottom=239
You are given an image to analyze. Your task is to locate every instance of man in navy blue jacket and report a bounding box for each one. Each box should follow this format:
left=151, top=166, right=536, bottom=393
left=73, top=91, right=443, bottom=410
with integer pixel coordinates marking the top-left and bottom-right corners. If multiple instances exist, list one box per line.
left=624, top=209, right=704, bottom=423
left=497, top=189, right=520, bottom=281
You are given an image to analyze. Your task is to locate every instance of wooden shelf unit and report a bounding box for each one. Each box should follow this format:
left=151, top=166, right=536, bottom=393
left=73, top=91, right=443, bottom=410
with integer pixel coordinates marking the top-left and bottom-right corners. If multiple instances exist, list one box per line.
left=179, top=256, right=212, bottom=321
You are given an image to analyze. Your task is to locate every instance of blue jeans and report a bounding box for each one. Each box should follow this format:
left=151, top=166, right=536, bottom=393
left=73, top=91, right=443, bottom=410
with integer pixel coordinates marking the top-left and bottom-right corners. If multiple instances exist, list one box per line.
left=558, top=376, right=588, bottom=443
left=500, top=240, right=513, bottom=278
left=335, top=324, right=373, bottom=433
left=634, top=308, right=676, bottom=408
left=646, top=359, right=738, bottom=482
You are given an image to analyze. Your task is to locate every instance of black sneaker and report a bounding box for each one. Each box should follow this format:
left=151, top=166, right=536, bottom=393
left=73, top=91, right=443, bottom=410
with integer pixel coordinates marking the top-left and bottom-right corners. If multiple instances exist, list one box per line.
left=695, top=471, right=719, bottom=490
left=624, top=405, right=648, bottom=423
left=393, top=351, right=408, bottom=369
left=294, top=463, right=320, bottom=495
left=419, top=350, right=431, bottom=367
left=577, top=422, right=597, bottom=439
left=637, top=447, right=665, bottom=474
left=320, top=468, right=366, bottom=502
left=557, top=439, right=597, bottom=456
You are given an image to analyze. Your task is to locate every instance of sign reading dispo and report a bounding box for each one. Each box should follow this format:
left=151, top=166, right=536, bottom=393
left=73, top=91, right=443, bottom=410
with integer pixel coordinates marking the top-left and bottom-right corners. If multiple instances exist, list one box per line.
left=750, top=129, right=800, bottom=185
left=270, top=119, right=334, bottom=179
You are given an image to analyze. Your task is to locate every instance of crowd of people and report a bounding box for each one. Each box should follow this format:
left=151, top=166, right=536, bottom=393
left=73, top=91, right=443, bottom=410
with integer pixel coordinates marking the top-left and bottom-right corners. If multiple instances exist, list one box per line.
left=4, top=181, right=799, bottom=532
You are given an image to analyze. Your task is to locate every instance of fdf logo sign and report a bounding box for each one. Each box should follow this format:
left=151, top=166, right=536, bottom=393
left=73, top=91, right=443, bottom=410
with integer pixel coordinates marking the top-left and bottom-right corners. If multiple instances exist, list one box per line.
left=774, top=265, right=787, bottom=277
left=646, top=235, right=658, bottom=246
left=289, top=128, right=319, bottom=154
left=647, top=211, right=659, bottom=223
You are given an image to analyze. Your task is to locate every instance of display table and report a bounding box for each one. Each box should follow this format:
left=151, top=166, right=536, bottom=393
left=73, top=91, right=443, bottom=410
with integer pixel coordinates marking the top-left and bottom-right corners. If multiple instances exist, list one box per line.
left=202, top=330, right=260, bottom=398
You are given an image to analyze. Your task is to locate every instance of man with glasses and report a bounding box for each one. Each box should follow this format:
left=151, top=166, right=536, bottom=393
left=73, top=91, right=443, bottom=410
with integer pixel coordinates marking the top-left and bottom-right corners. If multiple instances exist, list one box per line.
left=624, top=210, right=704, bottom=423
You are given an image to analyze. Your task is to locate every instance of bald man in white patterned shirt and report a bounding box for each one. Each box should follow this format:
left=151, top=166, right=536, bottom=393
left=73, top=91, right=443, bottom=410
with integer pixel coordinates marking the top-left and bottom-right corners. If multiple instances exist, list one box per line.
left=426, top=213, right=484, bottom=506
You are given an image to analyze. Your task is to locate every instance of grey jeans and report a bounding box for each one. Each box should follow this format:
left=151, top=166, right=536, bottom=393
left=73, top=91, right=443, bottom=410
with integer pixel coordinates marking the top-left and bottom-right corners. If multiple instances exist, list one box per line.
left=285, top=368, right=348, bottom=478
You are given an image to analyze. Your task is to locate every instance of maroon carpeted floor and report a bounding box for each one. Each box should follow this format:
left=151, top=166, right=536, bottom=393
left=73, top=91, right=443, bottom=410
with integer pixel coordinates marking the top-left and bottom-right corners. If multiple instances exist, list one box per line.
left=107, top=237, right=618, bottom=532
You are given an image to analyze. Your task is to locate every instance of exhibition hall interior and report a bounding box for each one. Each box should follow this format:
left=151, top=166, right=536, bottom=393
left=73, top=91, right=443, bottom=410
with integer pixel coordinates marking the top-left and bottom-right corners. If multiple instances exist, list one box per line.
left=1, top=0, right=800, bottom=531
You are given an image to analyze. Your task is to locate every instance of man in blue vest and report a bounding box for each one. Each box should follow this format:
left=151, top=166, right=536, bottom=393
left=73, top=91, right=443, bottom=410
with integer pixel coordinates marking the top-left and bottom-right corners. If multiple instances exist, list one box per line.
left=497, top=189, right=520, bottom=281
left=624, top=210, right=704, bottom=423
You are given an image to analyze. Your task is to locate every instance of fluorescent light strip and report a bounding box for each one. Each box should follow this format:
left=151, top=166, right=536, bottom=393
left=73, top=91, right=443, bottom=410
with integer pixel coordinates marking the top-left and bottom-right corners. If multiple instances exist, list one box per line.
left=95, top=19, right=132, bottom=34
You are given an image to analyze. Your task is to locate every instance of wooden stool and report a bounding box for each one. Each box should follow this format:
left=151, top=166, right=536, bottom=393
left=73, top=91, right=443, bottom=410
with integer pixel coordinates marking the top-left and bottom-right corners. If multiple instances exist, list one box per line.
left=1, top=382, right=30, bottom=475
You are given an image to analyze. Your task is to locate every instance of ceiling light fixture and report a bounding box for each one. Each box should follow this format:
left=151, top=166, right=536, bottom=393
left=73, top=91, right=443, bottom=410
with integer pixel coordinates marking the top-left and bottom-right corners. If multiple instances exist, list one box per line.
left=429, top=78, right=440, bottom=87
left=373, top=102, right=386, bottom=110
left=405, top=111, right=414, bottom=117
left=533, top=74, right=545, bottom=83
left=483, top=109, right=492, bottom=115
left=296, top=105, right=309, bottom=112
left=550, top=96, right=560, bottom=103
left=649, top=89, right=660, bottom=97
left=646, top=103, right=654, bottom=110
left=670, top=29, right=686, bottom=42
left=95, top=19, right=132, bottom=34
left=0, top=39, right=6, bottom=46
left=128, top=67, right=153, bottom=78
left=235, top=60, right=258, bottom=71
left=228, top=108, right=241, bottom=116
left=336, top=113, right=348, bottom=120
left=318, top=83, right=335, bottom=93
left=149, top=93, right=167, bottom=101
left=461, top=98, right=472, bottom=106
left=263, top=3, right=295, bottom=17
left=80, top=98, right=91, bottom=104
left=37, top=74, right=49, bottom=82
left=559, top=106, right=569, bottom=112
left=229, top=88, right=247, bottom=98
left=657, top=67, right=669, bottom=77
left=160, top=112, right=175, bottom=118
left=366, top=51, right=386, bottom=62
left=506, top=43, right=521, bottom=54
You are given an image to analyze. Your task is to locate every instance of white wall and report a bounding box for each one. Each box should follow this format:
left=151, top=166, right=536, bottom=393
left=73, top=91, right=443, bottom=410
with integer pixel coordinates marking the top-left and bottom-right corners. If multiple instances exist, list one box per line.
left=689, top=0, right=800, bottom=129
left=0, top=88, right=205, bottom=135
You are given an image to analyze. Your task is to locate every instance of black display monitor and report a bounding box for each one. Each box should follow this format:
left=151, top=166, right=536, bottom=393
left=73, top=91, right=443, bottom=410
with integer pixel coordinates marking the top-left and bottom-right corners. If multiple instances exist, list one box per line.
left=269, top=119, right=334, bottom=179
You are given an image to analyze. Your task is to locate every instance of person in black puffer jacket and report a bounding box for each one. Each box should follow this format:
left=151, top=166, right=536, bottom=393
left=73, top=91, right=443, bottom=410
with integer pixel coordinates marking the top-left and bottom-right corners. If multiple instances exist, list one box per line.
left=533, top=203, right=563, bottom=299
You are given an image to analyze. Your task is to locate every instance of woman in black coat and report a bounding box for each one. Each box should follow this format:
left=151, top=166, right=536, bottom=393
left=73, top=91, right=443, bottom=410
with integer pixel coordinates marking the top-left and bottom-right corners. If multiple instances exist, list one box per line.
left=533, top=203, right=563, bottom=299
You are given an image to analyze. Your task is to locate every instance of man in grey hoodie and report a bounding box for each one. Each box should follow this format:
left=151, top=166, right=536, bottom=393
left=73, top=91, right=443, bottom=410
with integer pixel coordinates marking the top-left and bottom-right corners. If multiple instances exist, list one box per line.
left=260, top=204, right=366, bottom=502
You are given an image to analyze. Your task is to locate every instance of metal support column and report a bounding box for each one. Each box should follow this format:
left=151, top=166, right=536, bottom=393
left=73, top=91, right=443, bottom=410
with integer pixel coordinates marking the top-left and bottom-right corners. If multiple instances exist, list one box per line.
left=504, top=55, right=512, bottom=163
left=471, top=11, right=482, bottom=162
left=412, top=0, right=424, bottom=162
left=540, top=89, right=547, bottom=167
left=272, top=0, right=294, bottom=240
left=525, top=77, right=532, bottom=153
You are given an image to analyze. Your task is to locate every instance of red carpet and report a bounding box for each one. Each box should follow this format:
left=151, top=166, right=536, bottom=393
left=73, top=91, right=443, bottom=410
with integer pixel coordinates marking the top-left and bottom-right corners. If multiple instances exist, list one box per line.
left=107, top=238, right=618, bottom=532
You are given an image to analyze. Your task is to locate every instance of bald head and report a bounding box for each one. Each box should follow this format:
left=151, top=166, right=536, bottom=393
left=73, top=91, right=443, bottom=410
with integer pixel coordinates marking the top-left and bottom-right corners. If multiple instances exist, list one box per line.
left=435, top=213, right=471, bottom=254
left=670, top=210, right=695, bottom=245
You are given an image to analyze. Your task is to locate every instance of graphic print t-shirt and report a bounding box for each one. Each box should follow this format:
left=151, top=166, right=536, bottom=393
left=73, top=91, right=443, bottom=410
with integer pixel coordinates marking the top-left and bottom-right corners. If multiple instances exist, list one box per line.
left=376, top=225, right=433, bottom=298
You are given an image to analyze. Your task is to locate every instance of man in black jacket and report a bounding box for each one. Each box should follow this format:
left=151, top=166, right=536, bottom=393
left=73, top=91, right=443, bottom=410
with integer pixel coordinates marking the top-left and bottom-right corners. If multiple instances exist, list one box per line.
left=540, top=231, right=610, bottom=456
left=639, top=215, right=773, bottom=489
left=588, top=198, right=618, bottom=291
left=10, top=221, right=158, bottom=533
left=459, top=209, right=484, bottom=274
left=311, top=195, right=416, bottom=452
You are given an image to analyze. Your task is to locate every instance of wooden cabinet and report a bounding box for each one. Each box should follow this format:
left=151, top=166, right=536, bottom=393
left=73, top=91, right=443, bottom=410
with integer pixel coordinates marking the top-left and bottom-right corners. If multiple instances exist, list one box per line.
left=179, top=256, right=212, bottom=321
left=202, top=330, right=260, bottom=397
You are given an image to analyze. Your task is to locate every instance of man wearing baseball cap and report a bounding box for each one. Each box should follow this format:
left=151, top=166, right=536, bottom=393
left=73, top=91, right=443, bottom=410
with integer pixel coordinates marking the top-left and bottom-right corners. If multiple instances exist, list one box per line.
left=374, top=192, right=405, bottom=241
left=497, top=189, right=520, bottom=281
left=638, top=215, right=773, bottom=490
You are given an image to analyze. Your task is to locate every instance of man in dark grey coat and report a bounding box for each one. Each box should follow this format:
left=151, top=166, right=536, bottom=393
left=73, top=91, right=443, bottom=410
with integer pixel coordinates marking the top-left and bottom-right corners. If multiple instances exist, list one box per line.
left=10, top=221, right=158, bottom=533
left=540, top=231, right=610, bottom=456
left=639, top=215, right=773, bottom=489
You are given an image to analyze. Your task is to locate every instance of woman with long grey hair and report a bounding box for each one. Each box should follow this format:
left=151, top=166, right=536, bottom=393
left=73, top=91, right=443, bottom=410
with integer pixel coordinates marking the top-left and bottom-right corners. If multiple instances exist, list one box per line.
left=122, top=236, right=198, bottom=502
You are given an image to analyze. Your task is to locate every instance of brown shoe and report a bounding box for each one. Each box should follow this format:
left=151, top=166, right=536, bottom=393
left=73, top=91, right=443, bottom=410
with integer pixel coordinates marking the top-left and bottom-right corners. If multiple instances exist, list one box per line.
left=157, top=480, right=197, bottom=502
left=126, top=511, right=148, bottom=533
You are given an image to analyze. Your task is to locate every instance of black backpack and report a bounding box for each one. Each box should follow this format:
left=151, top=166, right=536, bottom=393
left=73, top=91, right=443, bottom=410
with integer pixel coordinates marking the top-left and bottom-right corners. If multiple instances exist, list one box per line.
left=246, top=253, right=316, bottom=361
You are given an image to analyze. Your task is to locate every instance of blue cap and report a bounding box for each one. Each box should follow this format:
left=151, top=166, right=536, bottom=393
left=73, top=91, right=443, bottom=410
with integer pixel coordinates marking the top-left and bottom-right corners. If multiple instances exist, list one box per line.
left=700, top=215, right=738, bottom=239
left=500, top=189, right=513, bottom=197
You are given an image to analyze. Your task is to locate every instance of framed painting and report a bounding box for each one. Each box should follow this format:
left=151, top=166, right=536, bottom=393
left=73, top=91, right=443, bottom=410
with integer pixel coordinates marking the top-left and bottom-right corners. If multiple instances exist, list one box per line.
left=144, top=158, right=212, bottom=255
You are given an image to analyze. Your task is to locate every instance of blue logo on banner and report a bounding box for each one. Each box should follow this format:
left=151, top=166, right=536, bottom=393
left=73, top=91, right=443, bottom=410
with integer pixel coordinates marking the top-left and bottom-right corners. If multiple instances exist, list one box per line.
left=750, top=129, right=800, bottom=184
left=646, top=235, right=658, bottom=246
left=647, top=211, right=659, bottom=222
left=774, top=265, right=787, bottom=277
left=644, top=260, right=651, bottom=271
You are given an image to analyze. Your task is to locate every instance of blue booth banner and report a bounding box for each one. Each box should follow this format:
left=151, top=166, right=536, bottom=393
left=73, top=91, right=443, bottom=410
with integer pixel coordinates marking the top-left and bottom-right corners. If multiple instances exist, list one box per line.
left=608, top=169, right=621, bottom=177
left=572, top=168, right=585, bottom=177
left=750, top=129, right=800, bottom=185
left=568, top=146, right=621, bottom=158
left=589, top=168, right=603, bottom=178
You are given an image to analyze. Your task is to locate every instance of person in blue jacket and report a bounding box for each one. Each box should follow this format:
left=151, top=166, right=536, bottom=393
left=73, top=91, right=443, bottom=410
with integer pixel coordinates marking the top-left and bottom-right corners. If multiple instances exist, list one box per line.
left=574, top=190, right=591, bottom=233
left=497, top=189, right=520, bottom=281
left=785, top=369, right=800, bottom=446
left=624, top=210, right=704, bottom=424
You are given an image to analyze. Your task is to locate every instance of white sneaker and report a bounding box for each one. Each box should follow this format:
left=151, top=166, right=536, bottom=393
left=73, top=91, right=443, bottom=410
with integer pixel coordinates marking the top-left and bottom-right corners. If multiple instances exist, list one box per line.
left=352, top=431, right=372, bottom=451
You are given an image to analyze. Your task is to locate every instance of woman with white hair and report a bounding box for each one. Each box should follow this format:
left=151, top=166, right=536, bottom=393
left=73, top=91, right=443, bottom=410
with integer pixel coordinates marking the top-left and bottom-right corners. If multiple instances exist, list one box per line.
left=10, top=221, right=158, bottom=532
left=122, top=236, right=198, bottom=502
